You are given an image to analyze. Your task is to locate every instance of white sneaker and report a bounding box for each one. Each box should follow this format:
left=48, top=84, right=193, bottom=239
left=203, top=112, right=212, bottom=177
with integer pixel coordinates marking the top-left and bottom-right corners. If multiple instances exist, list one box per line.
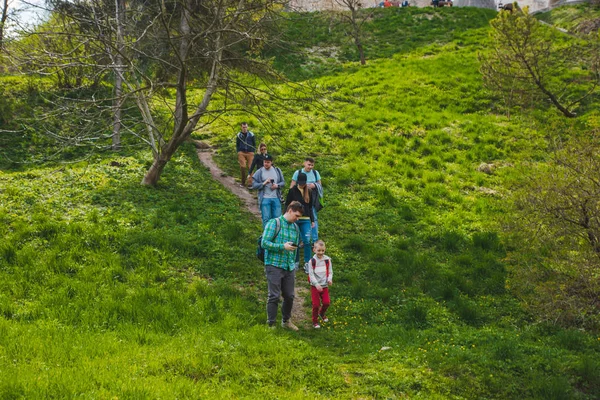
left=313, top=323, right=321, bottom=329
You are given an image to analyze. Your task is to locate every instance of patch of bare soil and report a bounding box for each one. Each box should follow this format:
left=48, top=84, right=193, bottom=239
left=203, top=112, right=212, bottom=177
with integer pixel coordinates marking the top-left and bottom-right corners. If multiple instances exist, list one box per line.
left=194, top=143, right=309, bottom=328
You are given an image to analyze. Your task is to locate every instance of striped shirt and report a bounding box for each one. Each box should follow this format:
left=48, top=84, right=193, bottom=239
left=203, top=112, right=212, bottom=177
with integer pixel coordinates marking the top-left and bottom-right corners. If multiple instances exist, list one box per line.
left=262, top=216, right=300, bottom=271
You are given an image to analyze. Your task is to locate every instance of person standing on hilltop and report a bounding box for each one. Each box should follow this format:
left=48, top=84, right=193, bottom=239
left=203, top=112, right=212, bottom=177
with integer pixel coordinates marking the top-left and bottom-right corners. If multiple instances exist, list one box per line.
left=290, top=157, right=323, bottom=242
left=235, top=122, right=256, bottom=188
left=261, top=201, right=303, bottom=330
left=251, top=154, right=285, bottom=228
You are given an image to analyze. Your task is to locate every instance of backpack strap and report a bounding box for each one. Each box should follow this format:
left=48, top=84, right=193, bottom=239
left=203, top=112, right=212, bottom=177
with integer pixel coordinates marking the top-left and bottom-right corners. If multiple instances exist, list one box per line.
left=293, top=222, right=300, bottom=246
left=274, top=218, right=281, bottom=240
left=311, top=258, right=330, bottom=275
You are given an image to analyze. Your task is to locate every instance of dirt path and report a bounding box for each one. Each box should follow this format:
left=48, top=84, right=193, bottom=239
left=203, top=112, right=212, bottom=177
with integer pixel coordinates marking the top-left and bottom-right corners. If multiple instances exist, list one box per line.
left=195, top=145, right=309, bottom=328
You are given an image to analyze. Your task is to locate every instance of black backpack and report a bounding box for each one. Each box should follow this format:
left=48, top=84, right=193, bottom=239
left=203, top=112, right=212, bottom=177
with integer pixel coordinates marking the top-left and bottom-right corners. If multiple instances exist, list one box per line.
left=256, top=218, right=281, bottom=262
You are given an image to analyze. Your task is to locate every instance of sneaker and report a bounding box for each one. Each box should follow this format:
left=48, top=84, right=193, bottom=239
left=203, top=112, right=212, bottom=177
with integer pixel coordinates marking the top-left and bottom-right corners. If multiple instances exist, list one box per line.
left=303, top=262, right=310, bottom=274
left=313, top=323, right=321, bottom=329
left=320, top=315, right=329, bottom=323
left=282, top=321, right=299, bottom=331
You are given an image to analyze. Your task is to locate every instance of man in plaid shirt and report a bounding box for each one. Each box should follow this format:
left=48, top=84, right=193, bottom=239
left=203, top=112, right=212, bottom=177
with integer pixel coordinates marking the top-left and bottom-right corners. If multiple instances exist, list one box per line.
left=262, top=201, right=303, bottom=330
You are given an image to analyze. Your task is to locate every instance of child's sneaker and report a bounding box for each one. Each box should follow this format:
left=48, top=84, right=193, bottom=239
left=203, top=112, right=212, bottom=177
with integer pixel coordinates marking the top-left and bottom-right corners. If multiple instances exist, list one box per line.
left=319, top=315, right=329, bottom=323
left=313, top=323, right=321, bottom=329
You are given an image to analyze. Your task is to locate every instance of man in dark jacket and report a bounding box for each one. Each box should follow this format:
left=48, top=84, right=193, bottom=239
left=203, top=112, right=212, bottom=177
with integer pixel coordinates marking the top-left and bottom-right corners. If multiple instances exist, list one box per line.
left=236, top=122, right=256, bottom=187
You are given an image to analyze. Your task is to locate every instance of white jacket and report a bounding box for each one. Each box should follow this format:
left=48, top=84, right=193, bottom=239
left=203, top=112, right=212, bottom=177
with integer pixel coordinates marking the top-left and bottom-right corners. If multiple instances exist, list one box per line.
left=308, top=255, right=333, bottom=287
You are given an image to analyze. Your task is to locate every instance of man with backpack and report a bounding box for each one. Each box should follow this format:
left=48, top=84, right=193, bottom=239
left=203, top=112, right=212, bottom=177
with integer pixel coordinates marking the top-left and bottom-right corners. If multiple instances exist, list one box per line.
left=261, top=201, right=303, bottom=330
left=251, top=154, right=285, bottom=228
left=290, top=157, right=323, bottom=242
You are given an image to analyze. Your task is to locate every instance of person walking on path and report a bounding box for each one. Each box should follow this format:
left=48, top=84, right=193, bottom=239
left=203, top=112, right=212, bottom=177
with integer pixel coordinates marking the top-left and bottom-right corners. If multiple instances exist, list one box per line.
left=262, top=201, right=303, bottom=330
left=236, top=122, right=256, bottom=187
left=251, top=154, right=285, bottom=228
left=247, top=143, right=268, bottom=187
left=290, top=157, right=323, bottom=242
left=285, top=172, right=315, bottom=269
left=308, top=240, right=333, bottom=329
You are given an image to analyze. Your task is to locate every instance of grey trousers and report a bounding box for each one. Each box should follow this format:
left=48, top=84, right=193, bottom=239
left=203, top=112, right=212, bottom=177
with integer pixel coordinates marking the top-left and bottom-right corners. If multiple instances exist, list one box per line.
left=265, top=265, right=296, bottom=325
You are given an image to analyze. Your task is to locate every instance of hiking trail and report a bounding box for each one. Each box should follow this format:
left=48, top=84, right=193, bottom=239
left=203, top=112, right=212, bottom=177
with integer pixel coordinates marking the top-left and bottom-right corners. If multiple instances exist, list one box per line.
left=195, top=144, right=309, bottom=328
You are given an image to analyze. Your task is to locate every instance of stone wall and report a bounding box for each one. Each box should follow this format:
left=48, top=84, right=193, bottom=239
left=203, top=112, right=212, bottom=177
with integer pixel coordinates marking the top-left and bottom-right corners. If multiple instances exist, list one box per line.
left=288, top=0, right=588, bottom=13
left=454, top=0, right=497, bottom=8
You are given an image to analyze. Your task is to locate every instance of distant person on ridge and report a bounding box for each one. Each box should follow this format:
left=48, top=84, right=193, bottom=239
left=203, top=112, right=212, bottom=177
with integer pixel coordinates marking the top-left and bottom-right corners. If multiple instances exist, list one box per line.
left=261, top=201, right=303, bottom=330
left=235, top=122, right=256, bottom=188
left=251, top=154, right=285, bottom=228
left=247, top=143, right=268, bottom=187
left=290, top=157, right=323, bottom=242
left=285, top=172, right=315, bottom=270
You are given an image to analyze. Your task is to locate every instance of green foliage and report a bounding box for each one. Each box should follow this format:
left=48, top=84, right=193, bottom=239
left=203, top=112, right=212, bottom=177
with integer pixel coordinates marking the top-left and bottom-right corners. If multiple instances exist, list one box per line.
left=505, top=125, right=600, bottom=331
left=480, top=6, right=598, bottom=117
left=2, top=5, right=600, bottom=399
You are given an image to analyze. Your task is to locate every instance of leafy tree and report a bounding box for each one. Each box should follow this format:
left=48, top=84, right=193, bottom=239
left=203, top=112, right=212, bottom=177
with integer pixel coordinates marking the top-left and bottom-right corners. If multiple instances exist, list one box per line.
left=479, top=6, right=599, bottom=118
left=506, top=124, right=600, bottom=330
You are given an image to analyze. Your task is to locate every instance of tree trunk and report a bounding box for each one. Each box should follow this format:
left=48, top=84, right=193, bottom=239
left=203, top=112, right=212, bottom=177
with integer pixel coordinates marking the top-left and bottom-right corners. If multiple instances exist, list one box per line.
left=112, top=0, right=125, bottom=150
left=356, top=39, right=365, bottom=65
left=141, top=157, right=168, bottom=186
left=141, top=1, right=222, bottom=186
left=0, top=0, right=8, bottom=51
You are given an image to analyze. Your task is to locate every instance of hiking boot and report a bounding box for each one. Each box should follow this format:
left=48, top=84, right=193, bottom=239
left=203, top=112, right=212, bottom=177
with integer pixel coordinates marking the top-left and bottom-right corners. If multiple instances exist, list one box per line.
left=313, top=323, right=321, bottom=329
left=282, top=321, right=299, bottom=331
left=319, top=315, right=329, bottom=323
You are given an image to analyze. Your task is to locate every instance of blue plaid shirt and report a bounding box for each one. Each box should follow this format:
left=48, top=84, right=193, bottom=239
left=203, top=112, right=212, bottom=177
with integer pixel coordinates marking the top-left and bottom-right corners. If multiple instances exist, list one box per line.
left=261, top=216, right=300, bottom=271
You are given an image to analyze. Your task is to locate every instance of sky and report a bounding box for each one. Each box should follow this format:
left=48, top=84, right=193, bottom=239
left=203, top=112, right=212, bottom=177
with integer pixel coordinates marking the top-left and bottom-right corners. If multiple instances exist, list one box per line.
left=12, top=0, right=48, bottom=29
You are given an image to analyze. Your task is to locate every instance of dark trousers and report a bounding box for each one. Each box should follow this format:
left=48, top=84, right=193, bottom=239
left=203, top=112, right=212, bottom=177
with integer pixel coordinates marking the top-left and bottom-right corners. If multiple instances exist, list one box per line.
left=265, top=265, right=296, bottom=325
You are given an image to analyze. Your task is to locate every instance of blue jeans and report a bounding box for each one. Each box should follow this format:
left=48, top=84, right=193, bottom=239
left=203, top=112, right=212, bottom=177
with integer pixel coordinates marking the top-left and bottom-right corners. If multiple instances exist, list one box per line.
left=260, top=198, right=282, bottom=228
left=311, top=208, right=319, bottom=242
left=296, top=218, right=313, bottom=263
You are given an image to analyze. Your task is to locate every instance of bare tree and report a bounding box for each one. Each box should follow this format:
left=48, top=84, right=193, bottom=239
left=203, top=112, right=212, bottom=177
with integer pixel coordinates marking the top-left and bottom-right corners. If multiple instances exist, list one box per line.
left=334, top=0, right=372, bottom=65
left=479, top=5, right=599, bottom=118
left=10, top=0, right=314, bottom=185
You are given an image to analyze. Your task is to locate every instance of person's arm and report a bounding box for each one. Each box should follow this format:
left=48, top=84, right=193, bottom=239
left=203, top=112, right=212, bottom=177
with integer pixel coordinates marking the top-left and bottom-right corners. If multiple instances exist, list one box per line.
left=289, top=170, right=298, bottom=189
left=308, top=259, right=319, bottom=288
left=284, top=188, right=294, bottom=210
left=248, top=155, right=258, bottom=175
left=250, top=170, right=263, bottom=190
left=261, top=220, right=283, bottom=251
left=235, top=133, right=241, bottom=152
left=327, top=259, right=333, bottom=285
left=276, top=168, right=285, bottom=189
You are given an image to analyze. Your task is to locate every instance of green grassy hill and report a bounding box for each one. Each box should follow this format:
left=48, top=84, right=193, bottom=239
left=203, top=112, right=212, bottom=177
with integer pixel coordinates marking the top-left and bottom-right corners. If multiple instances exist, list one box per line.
left=1, top=6, right=600, bottom=399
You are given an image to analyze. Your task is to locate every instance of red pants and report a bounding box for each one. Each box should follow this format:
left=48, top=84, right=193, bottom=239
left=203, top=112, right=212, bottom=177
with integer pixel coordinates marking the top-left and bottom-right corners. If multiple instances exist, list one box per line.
left=311, top=286, right=330, bottom=324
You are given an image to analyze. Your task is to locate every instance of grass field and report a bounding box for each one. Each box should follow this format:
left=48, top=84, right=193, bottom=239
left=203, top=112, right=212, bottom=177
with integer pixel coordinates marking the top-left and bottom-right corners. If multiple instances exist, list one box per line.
left=1, top=5, right=600, bottom=399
